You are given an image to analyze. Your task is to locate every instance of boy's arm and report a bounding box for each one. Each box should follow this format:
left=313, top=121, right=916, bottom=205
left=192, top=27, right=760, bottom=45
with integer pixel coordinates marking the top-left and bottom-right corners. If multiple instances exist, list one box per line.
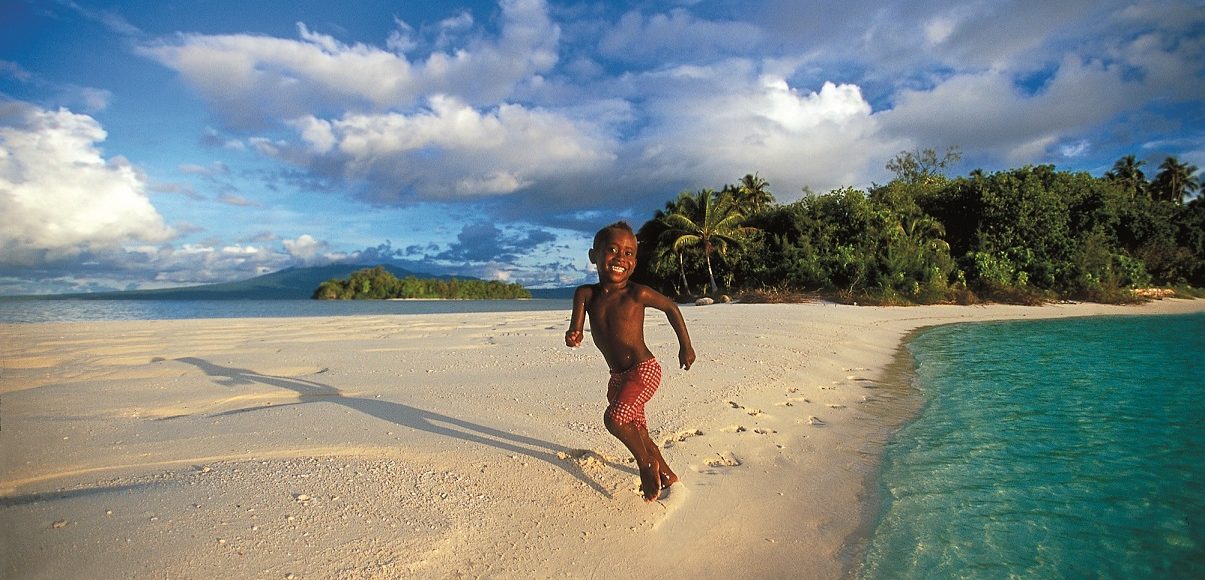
left=637, top=285, right=696, bottom=370
left=565, top=286, right=590, bottom=347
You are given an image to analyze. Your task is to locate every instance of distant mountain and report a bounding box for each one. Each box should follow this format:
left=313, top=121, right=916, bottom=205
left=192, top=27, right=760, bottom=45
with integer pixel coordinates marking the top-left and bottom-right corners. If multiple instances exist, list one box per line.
left=32, top=264, right=439, bottom=300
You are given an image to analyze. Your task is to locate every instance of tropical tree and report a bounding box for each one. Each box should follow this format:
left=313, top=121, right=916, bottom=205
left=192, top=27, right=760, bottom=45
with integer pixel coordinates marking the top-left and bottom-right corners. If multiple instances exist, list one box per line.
left=1151, top=156, right=1200, bottom=205
left=1105, top=154, right=1148, bottom=198
left=885, top=146, right=962, bottom=185
left=661, top=189, right=752, bottom=295
left=734, top=173, right=775, bottom=215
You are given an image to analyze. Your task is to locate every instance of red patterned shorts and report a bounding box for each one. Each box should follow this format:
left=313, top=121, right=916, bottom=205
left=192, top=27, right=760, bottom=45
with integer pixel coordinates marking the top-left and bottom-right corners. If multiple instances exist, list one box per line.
left=605, top=358, right=662, bottom=430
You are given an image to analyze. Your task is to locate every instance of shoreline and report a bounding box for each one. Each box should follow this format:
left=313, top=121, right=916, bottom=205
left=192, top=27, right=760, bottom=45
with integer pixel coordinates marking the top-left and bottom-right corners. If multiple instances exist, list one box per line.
left=2, top=299, right=1201, bottom=578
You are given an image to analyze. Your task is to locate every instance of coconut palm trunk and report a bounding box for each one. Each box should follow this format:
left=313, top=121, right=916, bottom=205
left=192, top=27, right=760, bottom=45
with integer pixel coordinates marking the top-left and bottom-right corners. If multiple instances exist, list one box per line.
left=677, top=252, right=689, bottom=294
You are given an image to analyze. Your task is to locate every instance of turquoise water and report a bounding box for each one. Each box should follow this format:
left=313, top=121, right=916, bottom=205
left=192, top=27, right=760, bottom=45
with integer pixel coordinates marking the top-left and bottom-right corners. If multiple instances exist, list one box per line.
left=861, top=313, right=1205, bottom=579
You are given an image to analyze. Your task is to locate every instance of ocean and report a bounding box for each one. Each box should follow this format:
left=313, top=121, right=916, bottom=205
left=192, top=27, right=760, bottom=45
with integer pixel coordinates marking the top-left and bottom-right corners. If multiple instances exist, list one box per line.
left=0, top=298, right=572, bottom=324
left=859, top=312, right=1205, bottom=579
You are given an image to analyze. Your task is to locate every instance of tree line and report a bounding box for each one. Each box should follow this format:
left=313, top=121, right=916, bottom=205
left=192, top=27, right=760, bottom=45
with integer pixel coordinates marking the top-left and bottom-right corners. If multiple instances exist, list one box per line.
left=633, top=150, right=1203, bottom=304
left=313, top=266, right=531, bottom=300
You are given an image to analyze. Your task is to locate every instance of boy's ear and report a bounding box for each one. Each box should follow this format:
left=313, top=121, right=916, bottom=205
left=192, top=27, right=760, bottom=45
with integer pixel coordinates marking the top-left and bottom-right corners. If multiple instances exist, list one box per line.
left=588, top=248, right=597, bottom=262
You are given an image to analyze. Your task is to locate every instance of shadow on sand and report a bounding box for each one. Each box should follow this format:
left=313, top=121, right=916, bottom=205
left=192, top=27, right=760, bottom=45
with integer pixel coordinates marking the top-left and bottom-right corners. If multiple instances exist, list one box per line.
left=174, top=357, right=623, bottom=498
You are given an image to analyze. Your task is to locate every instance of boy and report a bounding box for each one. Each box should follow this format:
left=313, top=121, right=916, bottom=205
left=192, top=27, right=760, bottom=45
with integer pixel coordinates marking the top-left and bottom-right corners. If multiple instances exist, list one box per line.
left=565, top=221, right=696, bottom=502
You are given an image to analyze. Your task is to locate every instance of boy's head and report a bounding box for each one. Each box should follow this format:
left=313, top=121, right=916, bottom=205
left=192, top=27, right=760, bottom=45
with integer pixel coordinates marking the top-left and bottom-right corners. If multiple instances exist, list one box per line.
left=589, top=221, right=637, bottom=284
left=592, top=221, right=635, bottom=250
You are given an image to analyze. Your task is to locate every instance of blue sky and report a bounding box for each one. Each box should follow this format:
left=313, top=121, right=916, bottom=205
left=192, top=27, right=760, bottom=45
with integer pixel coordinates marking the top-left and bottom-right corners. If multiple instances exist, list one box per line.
left=1, top=0, right=1202, bottom=294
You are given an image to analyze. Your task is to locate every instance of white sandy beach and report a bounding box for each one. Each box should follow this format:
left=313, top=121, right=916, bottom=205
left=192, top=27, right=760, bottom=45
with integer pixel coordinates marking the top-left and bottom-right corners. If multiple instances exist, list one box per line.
left=2, top=299, right=1202, bottom=578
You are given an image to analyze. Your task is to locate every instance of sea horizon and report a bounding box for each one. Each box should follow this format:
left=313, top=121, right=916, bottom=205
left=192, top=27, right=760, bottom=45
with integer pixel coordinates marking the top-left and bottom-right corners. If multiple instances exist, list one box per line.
left=0, top=297, right=573, bottom=324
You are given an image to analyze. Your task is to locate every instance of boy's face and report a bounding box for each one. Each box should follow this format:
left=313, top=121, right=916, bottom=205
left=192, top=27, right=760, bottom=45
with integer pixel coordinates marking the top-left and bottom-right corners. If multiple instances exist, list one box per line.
left=589, top=229, right=637, bottom=285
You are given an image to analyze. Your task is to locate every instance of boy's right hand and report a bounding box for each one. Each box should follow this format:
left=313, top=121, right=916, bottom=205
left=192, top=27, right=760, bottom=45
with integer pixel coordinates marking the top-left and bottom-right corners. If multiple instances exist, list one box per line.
left=565, top=329, right=583, bottom=347
left=679, top=344, right=696, bottom=370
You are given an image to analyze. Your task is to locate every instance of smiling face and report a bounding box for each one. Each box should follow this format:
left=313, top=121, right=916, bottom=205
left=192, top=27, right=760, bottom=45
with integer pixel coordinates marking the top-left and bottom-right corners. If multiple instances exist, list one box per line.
left=589, top=227, right=638, bottom=286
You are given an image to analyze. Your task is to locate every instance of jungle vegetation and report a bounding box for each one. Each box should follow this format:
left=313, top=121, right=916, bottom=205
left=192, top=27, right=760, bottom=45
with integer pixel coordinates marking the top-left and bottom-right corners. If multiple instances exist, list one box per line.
left=633, top=151, right=1204, bottom=305
left=313, top=266, right=531, bottom=300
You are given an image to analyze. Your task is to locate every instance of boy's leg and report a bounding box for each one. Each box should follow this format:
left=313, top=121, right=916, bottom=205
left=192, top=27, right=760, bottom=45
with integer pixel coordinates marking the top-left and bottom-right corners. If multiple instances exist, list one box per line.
left=604, top=415, right=662, bottom=502
left=605, top=359, right=667, bottom=500
left=642, top=429, right=678, bottom=488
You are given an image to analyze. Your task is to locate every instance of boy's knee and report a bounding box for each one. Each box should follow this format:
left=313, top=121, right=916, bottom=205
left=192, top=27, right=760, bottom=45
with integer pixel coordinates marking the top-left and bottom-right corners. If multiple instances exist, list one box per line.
left=604, top=407, right=635, bottom=434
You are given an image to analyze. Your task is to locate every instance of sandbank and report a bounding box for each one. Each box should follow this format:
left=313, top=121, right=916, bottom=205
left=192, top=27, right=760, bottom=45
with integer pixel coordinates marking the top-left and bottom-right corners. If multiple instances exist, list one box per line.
left=2, top=299, right=1201, bottom=578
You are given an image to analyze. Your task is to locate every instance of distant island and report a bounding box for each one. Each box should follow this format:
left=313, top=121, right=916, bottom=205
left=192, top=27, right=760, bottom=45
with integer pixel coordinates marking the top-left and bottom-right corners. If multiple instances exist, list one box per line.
left=313, top=266, right=531, bottom=300
left=3, top=264, right=573, bottom=301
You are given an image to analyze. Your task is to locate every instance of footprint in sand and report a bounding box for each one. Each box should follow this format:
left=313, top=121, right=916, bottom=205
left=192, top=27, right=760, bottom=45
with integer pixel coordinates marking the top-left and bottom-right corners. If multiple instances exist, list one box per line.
left=556, top=449, right=613, bottom=471
left=807, top=416, right=825, bottom=426
left=704, top=452, right=742, bottom=467
left=725, top=400, right=744, bottom=409
left=753, top=428, right=777, bottom=435
left=662, top=429, right=704, bottom=448
left=827, top=404, right=846, bottom=409
left=745, top=408, right=764, bottom=417
left=722, top=425, right=747, bottom=433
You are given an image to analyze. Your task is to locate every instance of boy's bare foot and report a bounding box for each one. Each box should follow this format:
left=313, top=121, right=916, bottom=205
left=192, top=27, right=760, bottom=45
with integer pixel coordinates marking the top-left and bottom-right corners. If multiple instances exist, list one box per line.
left=639, top=462, right=662, bottom=502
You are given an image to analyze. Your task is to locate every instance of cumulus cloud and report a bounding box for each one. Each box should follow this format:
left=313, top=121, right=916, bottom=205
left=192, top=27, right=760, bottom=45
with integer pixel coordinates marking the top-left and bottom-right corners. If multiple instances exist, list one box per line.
left=282, top=234, right=331, bottom=264
left=879, top=31, right=1199, bottom=163
left=285, top=95, right=617, bottom=200
left=119, top=0, right=1204, bottom=244
left=0, top=101, right=173, bottom=266
left=623, top=67, right=898, bottom=196
left=139, top=0, right=560, bottom=129
left=0, top=232, right=350, bottom=295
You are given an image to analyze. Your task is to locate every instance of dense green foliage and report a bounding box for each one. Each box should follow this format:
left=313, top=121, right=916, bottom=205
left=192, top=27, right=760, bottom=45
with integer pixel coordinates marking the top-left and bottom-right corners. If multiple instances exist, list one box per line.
left=634, top=155, right=1203, bottom=304
left=313, top=266, right=531, bottom=300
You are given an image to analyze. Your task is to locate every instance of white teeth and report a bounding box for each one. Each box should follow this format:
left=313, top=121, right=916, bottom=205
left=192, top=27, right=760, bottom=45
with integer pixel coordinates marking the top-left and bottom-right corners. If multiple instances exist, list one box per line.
left=610, top=266, right=626, bottom=272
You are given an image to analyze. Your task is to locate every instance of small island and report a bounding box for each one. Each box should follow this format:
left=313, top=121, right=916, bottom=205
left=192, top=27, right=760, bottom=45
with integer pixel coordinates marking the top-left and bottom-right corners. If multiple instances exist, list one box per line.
left=312, top=266, right=531, bottom=300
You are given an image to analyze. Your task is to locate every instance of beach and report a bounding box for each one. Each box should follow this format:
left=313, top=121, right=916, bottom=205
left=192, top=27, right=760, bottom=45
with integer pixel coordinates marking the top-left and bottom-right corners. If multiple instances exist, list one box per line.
left=2, top=299, right=1202, bottom=578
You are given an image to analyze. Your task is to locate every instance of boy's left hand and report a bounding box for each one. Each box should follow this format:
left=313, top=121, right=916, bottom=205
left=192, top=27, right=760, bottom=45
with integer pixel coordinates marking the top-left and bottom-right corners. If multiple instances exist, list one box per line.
left=679, top=345, right=696, bottom=370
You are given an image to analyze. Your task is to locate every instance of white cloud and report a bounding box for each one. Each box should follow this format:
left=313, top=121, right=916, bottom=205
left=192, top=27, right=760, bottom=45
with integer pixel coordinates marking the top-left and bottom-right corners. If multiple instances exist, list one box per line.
left=134, top=0, right=1203, bottom=218
left=599, top=9, right=765, bottom=63
left=286, top=95, right=617, bottom=199
left=139, top=0, right=560, bottom=128
left=282, top=234, right=330, bottom=264
left=626, top=66, right=898, bottom=196
left=0, top=232, right=351, bottom=294
left=879, top=50, right=1170, bottom=163
left=0, top=101, right=173, bottom=266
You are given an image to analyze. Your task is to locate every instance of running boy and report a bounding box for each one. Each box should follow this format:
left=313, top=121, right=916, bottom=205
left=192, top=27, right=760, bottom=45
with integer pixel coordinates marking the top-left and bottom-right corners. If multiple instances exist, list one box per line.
left=565, top=221, right=696, bottom=502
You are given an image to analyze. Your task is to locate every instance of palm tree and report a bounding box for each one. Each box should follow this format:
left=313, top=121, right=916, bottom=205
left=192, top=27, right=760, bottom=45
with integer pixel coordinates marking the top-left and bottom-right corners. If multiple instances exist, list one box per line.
left=1105, top=155, right=1148, bottom=198
left=900, top=214, right=950, bottom=254
left=661, top=189, right=752, bottom=295
left=735, top=173, right=775, bottom=215
left=638, top=200, right=690, bottom=295
left=1151, top=156, right=1200, bottom=205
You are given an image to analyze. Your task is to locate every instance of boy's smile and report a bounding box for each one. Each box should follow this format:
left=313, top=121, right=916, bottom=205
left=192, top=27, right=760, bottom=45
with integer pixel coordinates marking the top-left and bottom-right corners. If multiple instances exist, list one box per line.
left=591, top=230, right=637, bottom=285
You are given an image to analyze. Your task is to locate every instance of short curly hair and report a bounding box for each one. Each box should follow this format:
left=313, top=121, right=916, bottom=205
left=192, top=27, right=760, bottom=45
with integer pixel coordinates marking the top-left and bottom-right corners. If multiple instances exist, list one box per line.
left=592, top=221, right=635, bottom=249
